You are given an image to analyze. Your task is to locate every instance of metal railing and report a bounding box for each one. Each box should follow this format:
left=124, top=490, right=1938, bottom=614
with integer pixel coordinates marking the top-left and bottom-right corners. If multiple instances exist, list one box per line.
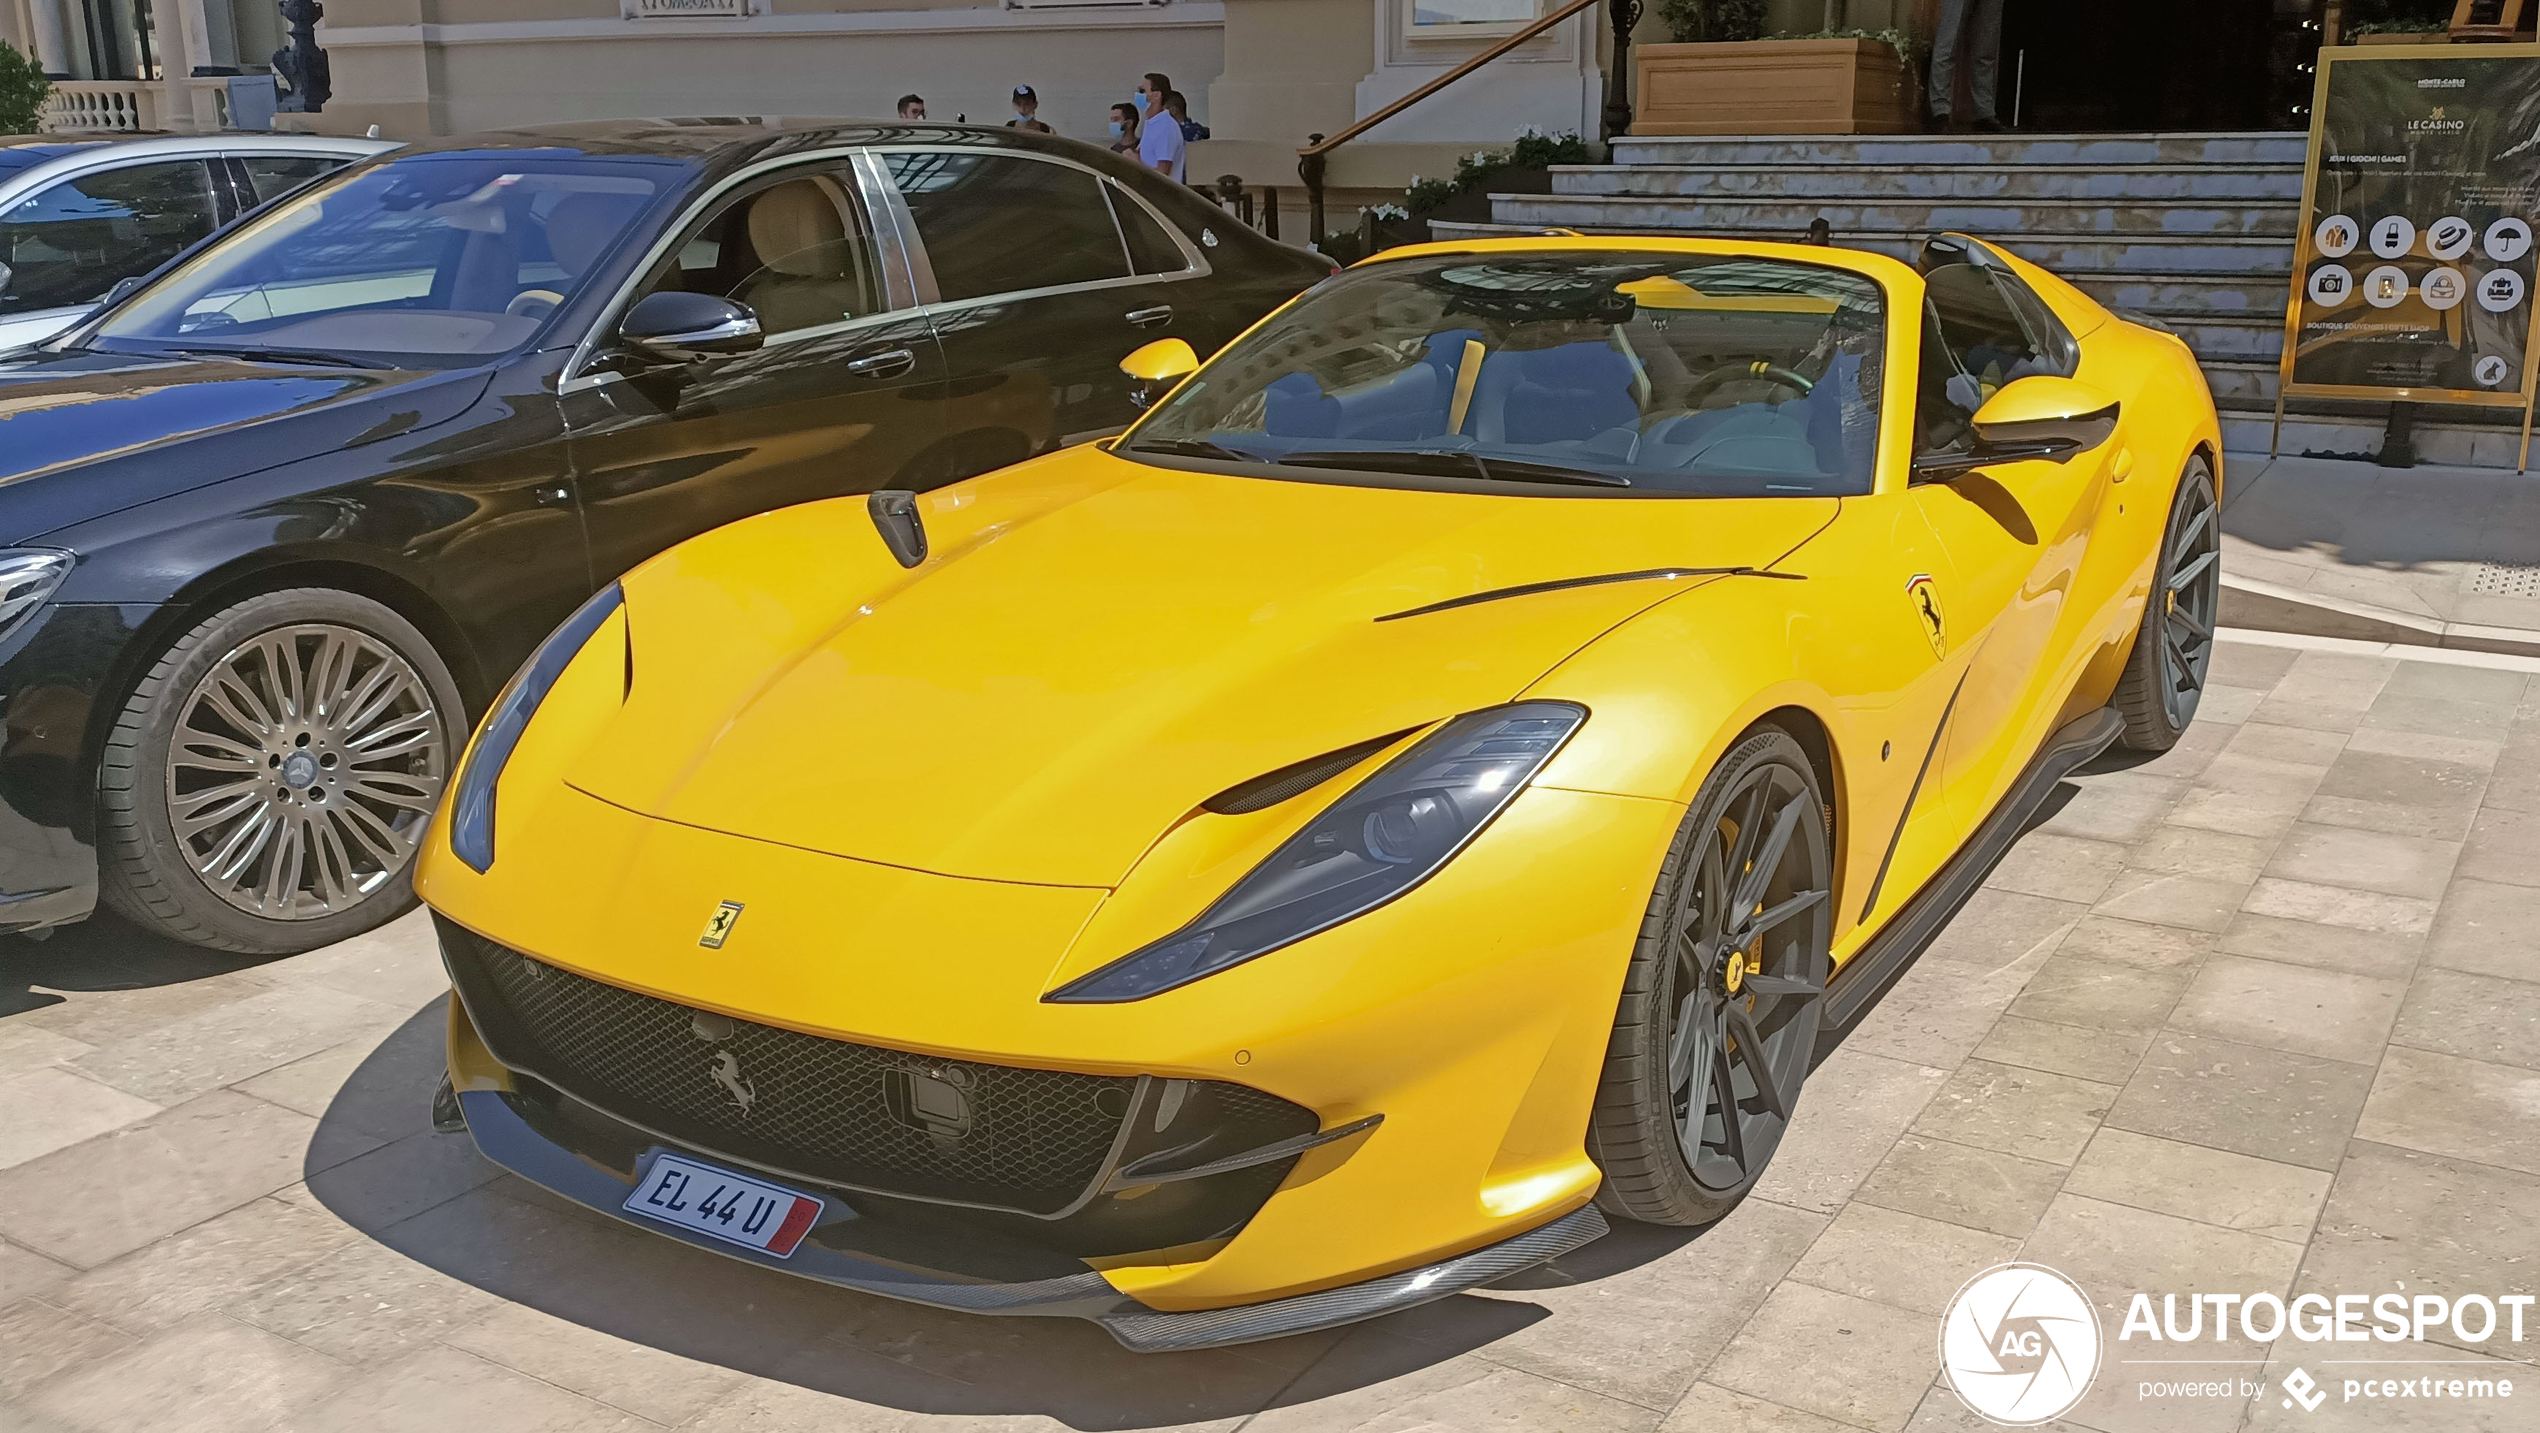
left=1296, top=0, right=1641, bottom=242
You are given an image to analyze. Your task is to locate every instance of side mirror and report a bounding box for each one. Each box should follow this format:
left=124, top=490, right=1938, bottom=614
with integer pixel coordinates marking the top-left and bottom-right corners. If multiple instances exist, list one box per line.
left=1913, top=375, right=2119, bottom=479
left=1120, top=337, right=1198, bottom=408
left=619, top=291, right=762, bottom=363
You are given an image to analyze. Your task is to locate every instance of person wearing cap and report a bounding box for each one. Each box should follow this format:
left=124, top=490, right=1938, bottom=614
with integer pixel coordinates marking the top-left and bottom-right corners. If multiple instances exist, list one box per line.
left=1007, top=86, right=1053, bottom=134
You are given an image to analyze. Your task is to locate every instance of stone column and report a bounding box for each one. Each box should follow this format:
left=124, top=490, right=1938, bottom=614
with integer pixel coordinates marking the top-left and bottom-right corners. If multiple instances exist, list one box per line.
left=24, top=0, right=73, bottom=77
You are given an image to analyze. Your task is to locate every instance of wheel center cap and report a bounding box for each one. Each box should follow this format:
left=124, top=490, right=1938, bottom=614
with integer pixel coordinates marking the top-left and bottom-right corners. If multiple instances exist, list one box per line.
left=1722, top=948, right=1750, bottom=996
left=280, top=752, right=320, bottom=787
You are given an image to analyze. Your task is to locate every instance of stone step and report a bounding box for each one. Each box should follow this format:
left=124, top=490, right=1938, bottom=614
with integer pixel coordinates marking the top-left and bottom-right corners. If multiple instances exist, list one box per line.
left=2170, top=319, right=2283, bottom=362
left=1446, top=215, right=2297, bottom=277
left=1554, top=163, right=2304, bottom=202
left=2222, top=413, right=2532, bottom=468
left=1605, top=131, right=2312, bottom=168
left=1495, top=194, right=2299, bottom=239
left=2063, top=272, right=2290, bottom=320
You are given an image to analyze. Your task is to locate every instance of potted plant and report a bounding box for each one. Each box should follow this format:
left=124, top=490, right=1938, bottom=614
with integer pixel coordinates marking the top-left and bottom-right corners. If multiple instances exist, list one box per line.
left=1632, top=1, right=1921, bottom=136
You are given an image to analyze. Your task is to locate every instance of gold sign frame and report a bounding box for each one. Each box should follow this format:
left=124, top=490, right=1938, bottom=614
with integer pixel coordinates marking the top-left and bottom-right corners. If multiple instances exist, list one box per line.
left=2275, top=41, right=2540, bottom=468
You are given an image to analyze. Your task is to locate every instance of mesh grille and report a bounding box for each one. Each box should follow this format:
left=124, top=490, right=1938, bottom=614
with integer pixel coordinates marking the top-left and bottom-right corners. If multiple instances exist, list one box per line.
left=449, top=928, right=1138, bottom=1213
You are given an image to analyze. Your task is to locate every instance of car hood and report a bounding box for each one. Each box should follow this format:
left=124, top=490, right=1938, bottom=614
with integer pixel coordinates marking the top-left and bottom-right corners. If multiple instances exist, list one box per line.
left=567, top=450, right=1837, bottom=888
left=0, top=349, right=492, bottom=537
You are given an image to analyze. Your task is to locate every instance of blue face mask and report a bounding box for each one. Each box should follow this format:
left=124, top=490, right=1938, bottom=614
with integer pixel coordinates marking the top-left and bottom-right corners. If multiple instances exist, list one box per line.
left=1133, top=91, right=1150, bottom=111
left=1109, top=121, right=1125, bottom=138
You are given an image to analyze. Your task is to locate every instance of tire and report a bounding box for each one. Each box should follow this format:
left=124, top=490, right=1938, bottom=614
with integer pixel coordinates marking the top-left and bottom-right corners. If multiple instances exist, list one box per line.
left=2113, top=456, right=2222, bottom=752
left=1587, top=727, right=1834, bottom=1226
left=97, top=588, right=465, bottom=954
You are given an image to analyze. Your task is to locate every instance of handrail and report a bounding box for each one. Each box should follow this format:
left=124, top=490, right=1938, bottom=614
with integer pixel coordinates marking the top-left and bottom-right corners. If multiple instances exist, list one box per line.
left=1297, top=0, right=1640, bottom=245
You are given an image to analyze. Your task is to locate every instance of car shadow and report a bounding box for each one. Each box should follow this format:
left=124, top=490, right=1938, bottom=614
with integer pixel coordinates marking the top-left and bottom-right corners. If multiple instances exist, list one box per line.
left=308, top=1002, right=1700, bottom=1427
left=0, top=909, right=286, bottom=1019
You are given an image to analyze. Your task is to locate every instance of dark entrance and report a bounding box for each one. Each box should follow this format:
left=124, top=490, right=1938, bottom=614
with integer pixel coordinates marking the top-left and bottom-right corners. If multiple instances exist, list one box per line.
left=1995, top=0, right=2324, bottom=132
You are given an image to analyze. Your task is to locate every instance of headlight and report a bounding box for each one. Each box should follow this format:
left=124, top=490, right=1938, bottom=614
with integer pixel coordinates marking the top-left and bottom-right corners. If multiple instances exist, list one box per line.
left=448, top=583, right=623, bottom=873
left=1048, top=701, right=1585, bottom=1003
left=0, top=550, right=74, bottom=644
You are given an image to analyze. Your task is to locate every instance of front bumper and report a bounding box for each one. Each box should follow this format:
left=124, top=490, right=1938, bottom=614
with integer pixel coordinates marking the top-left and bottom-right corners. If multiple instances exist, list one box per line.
left=453, top=1084, right=1608, bottom=1352
left=0, top=602, right=155, bottom=931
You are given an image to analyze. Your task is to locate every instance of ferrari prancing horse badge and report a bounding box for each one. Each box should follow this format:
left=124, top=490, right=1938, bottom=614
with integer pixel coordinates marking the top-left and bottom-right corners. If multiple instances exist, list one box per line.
left=1906, top=574, right=1946, bottom=658
left=699, top=900, right=745, bottom=949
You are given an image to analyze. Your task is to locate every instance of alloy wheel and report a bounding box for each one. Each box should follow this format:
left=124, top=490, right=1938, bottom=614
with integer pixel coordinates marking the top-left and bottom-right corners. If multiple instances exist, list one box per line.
left=164, top=623, right=449, bottom=919
left=2157, top=474, right=2221, bottom=730
left=1662, top=760, right=1832, bottom=1193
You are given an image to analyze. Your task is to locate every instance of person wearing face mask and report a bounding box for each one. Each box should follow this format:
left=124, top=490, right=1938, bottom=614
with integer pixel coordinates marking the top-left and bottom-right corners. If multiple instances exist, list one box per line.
left=1166, top=90, right=1208, bottom=143
left=1007, top=85, right=1053, bottom=135
left=1134, top=70, right=1185, bottom=181
left=1109, top=102, right=1141, bottom=156
left=896, top=94, right=926, bottom=121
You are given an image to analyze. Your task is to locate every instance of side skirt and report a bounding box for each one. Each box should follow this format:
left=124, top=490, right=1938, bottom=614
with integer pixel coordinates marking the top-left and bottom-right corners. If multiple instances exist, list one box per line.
left=1813, top=706, right=2124, bottom=1063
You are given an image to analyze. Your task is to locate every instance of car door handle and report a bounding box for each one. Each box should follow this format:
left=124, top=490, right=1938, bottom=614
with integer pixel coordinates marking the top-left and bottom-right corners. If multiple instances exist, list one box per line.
left=532, top=482, right=573, bottom=507
left=1125, top=305, right=1174, bottom=328
left=845, top=348, right=916, bottom=379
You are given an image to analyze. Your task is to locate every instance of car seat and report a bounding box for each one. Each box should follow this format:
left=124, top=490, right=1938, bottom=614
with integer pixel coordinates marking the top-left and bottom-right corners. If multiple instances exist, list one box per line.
left=731, top=178, right=873, bottom=336
left=1470, top=342, right=1640, bottom=447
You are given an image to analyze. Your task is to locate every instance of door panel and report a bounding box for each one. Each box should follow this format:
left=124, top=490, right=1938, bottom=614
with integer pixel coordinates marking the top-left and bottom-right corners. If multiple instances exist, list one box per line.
left=564, top=161, right=951, bottom=585
left=1909, top=263, right=2112, bottom=827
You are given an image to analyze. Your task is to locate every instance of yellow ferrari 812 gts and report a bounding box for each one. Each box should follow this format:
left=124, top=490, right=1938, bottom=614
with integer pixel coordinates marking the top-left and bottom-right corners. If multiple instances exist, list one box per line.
left=420, top=232, right=2221, bottom=1350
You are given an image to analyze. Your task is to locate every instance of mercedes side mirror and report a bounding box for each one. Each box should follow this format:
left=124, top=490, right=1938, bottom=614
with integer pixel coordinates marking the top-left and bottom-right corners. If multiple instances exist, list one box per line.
left=619, top=291, right=763, bottom=363
left=1912, top=375, right=2119, bottom=480
left=1120, top=337, right=1198, bottom=408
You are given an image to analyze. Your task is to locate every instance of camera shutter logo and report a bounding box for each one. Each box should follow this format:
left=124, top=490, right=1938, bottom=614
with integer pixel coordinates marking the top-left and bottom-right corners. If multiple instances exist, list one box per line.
left=1938, top=1263, right=2103, bottom=1426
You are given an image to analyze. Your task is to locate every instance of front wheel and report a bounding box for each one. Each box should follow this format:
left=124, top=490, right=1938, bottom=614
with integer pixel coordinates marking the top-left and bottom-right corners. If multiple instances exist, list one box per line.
left=1587, top=727, right=1833, bottom=1227
left=2113, top=456, right=2221, bottom=752
left=97, top=588, right=463, bottom=954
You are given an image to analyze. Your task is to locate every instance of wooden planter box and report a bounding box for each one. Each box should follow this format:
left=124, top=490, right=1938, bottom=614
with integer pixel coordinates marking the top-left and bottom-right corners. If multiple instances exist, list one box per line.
left=1632, top=38, right=1918, bottom=136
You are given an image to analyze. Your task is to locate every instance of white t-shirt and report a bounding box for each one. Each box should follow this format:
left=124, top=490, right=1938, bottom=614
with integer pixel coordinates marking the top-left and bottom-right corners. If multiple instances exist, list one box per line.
left=1138, top=112, right=1187, bottom=181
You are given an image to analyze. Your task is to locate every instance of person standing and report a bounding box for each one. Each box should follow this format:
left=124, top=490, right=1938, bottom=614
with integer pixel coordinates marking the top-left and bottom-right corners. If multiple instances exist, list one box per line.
left=1007, top=85, right=1053, bottom=134
left=1135, top=71, right=1186, bottom=181
left=896, top=94, right=926, bottom=120
left=1109, top=103, right=1142, bottom=157
left=1166, top=90, right=1209, bottom=143
left=1928, top=0, right=2007, bottom=133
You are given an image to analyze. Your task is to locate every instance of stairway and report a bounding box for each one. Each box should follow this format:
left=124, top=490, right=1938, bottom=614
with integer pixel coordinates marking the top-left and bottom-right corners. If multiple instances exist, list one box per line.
left=1429, top=131, right=2528, bottom=467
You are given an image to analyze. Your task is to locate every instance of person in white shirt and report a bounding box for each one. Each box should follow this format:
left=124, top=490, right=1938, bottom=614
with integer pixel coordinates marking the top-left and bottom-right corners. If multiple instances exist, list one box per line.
left=1134, top=71, right=1186, bottom=182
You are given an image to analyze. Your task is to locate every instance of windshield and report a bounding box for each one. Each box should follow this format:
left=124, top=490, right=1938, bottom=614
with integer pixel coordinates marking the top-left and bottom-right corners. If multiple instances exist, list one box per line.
left=88, top=151, right=691, bottom=368
left=1126, top=250, right=1888, bottom=496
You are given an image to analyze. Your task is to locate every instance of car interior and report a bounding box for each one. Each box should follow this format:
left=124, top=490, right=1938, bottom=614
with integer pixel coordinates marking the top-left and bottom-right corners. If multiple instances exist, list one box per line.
left=640, top=174, right=886, bottom=339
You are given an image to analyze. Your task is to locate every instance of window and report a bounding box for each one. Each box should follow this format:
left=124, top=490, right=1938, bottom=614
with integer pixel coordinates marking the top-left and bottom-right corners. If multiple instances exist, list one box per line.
left=239, top=155, right=350, bottom=205
left=95, top=153, right=685, bottom=366
left=1109, top=184, right=1190, bottom=276
left=1918, top=262, right=2065, bottom=451
left=0, top=160, right=219, bottom=314
left=1127, top=251, right=1888, bottom=497
left=885, top=152, right=1128, bottom=302
left=631, top=167, right=885, bottom=341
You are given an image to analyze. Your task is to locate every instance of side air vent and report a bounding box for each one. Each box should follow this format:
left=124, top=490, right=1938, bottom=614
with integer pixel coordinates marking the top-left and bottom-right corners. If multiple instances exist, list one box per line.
left=1200, top=727, right=1421, bottom=816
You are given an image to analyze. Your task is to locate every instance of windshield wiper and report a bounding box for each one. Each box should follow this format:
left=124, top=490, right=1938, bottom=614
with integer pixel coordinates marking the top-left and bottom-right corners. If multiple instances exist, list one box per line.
left=1278, top=448, right=1631, bottom=488
left=1125, top=436, right=1265, bottom=463
left=153, top=344, right=373, bottom=370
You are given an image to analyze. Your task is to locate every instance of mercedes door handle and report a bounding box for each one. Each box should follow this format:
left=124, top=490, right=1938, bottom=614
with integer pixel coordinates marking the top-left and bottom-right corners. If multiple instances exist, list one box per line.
left=1125, top=305, right=1174, bottom=328
left=845, top=348, right=917, bottom=379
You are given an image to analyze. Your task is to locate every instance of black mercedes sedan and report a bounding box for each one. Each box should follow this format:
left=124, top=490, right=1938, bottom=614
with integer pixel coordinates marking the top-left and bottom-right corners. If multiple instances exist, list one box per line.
left=0, top=119, right=1330, bottom=953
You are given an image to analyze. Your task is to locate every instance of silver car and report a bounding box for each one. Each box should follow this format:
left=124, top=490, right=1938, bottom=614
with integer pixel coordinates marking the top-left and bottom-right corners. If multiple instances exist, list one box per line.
left=0, top=133, right=394, bottom=350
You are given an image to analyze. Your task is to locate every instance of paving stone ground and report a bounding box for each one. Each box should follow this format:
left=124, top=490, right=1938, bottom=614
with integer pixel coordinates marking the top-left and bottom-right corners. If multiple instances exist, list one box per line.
left=4, top=629, right=2538, bottom=1433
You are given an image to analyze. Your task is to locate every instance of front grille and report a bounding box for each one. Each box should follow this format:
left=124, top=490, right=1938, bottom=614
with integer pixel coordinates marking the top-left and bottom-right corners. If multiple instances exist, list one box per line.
left=440, top=919, right=1309, bottom=1218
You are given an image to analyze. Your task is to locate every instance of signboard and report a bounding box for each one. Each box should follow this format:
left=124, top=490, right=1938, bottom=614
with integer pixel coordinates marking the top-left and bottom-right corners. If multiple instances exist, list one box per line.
left=2280, top=43, right=2540, bottom=462
left=627, top=0, right=748, bottom=17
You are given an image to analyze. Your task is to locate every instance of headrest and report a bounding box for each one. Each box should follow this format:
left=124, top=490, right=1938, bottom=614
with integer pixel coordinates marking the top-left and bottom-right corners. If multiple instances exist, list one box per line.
left=747, top=180, right=851, bottom=278
left=544, top=191, right=647, bottom=278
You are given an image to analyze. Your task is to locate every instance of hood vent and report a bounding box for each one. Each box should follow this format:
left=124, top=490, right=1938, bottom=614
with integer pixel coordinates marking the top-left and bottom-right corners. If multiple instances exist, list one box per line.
left=1201, top=726, right=1422, bottom=816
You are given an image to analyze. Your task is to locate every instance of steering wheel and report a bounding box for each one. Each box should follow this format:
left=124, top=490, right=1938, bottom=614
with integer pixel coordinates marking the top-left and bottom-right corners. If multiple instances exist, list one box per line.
left=506, top=289, right=566, bottom=319
left=1682, top=361, right=1815, bottom=406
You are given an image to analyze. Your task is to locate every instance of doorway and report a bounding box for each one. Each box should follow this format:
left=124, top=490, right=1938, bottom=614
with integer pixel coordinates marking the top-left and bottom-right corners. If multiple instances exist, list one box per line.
left=1992, top=0, right=2322, bottom=131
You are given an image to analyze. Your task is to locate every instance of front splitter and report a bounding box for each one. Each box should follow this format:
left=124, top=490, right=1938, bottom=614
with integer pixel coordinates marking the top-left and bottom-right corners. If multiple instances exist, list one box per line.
left=456, top=1088, right=1609, bottom=1351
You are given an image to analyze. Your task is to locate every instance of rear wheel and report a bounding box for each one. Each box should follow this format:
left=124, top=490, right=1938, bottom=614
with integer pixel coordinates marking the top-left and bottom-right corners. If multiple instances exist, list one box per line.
left=2114, top=456, right=2221, bottom=751
left=97, top=588, right=462, bottom=954
left=1587, top=728, right=1833, bottom=1226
